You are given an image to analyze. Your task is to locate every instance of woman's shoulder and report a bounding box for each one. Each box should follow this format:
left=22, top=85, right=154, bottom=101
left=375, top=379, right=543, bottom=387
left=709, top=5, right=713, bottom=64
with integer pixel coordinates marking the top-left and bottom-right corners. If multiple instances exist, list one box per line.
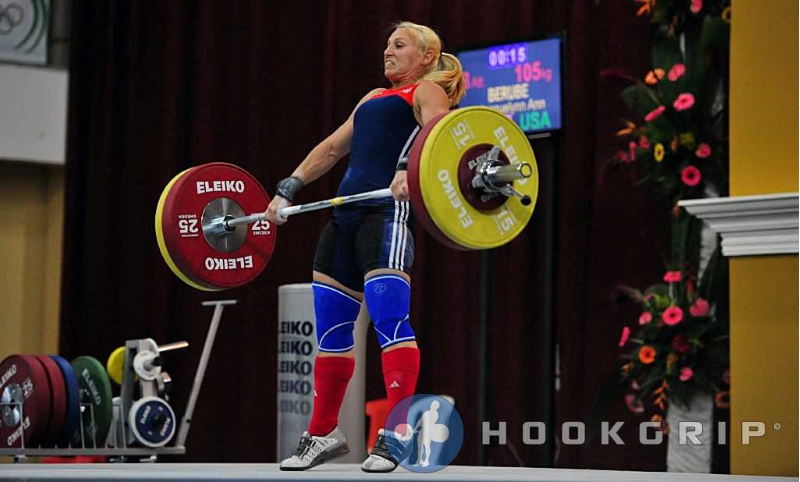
left=413, top=80, right=446, bottom=97
left=354, top=88, right=388, bottom=109
left=367, top=87, right=388, bottom=97
left=412, top=80, right=449, bottom=106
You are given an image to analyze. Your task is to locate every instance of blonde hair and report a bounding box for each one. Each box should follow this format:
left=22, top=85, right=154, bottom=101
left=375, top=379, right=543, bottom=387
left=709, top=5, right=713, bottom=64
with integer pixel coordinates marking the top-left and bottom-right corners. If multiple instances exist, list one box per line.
left=393, top=21, right=466, bottom=106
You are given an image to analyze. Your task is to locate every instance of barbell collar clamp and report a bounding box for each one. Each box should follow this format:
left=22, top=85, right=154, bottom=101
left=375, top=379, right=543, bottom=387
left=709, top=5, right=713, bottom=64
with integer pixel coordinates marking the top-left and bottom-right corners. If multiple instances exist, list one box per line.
left=499, top=185, right=533, bottom=206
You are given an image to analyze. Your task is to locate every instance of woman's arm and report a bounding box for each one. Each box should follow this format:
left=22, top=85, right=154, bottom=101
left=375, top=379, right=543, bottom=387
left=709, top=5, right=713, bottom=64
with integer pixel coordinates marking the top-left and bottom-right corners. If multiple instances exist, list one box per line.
left=266, top=88, right=384, bottom=224
left=413, top=80, right=450, bottom=127
left=291, top=88, right=385, bottom=184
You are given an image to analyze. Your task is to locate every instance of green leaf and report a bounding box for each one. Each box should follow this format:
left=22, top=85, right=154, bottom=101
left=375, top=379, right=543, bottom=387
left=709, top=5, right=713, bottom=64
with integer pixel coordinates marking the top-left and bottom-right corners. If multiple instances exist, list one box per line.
left=652, top=35, right=683, bottom=105
left=643, top=284, right=673, bottom=309
left=671, top=210, right=702, bottom=264
left=682, top=22, right=707, bottom=92
left=652, top=29, right=683, bottom=71
left=620, top=84, right=662, bottom=119
left=641, top=371, right=666, bottom=391
left=701, top=15, right=729, bottom=53
left=697, top=243, right=722, bottom=299
left=685, top=319, right=719, bottom=339
left=698, top=243, right=729, bottom=312
left=667, top=382, right=695, bottom=409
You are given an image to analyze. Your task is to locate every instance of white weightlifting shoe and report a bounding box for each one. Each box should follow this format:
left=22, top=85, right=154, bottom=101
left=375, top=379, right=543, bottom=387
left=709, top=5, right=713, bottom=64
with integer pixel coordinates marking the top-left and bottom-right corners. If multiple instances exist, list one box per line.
left=279, top=427, right=350, bottom=471
left=361, top=429, right=403, bottom=473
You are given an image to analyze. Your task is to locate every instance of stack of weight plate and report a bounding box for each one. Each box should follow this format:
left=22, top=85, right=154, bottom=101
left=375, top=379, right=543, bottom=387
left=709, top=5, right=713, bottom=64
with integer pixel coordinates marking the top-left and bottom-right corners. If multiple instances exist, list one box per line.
left=105, top=344, right=178, bottom=448
left=0, top=354, right=113, bottom=449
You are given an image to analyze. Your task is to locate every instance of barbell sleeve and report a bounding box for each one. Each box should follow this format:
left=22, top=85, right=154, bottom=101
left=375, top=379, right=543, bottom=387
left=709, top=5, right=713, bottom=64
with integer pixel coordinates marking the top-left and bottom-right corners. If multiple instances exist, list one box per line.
left=223, top=212, right=266, bottom=229
left=483, top=162, right=533, bottom=185
left=157, top=341, right=190, bottom=353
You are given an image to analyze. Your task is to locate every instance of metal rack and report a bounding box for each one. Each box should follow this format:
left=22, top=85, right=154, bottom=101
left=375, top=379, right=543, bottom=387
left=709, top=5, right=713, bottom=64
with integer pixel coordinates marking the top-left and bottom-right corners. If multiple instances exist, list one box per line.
left=0, top=300, right=234, bottom=463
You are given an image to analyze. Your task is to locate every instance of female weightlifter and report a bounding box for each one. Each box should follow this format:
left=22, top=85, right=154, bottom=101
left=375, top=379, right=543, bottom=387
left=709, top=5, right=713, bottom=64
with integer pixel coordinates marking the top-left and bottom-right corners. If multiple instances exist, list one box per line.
left=265, top=21, right=466, bottom=473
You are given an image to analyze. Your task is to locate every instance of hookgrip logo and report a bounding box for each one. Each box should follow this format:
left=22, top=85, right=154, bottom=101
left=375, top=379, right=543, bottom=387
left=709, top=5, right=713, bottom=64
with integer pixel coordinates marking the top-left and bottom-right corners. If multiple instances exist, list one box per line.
left=384, top=394, right=463, bottom=473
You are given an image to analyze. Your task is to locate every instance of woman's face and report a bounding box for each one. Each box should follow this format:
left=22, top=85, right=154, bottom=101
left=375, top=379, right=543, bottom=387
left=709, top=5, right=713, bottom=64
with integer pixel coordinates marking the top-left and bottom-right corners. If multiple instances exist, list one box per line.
left=384, top=28, right=428, bottom=82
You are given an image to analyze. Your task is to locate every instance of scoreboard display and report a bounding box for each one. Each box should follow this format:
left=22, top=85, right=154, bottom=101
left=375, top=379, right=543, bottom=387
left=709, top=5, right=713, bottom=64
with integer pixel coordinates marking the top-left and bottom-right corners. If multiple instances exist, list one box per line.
left=457, top=38, right=562, bottom=134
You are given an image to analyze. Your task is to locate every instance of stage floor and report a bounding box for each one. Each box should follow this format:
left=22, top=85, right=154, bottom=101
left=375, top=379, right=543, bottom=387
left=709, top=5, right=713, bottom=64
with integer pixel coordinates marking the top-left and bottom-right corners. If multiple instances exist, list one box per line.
left=0, top=463, right=792, bottom=481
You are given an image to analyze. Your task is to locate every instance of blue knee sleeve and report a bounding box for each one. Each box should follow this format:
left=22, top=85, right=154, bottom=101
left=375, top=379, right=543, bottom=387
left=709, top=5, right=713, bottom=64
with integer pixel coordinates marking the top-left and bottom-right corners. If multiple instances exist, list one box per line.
left=364, top=275, right=415, bottom=349
left=312, top=282, right=361, bottom=353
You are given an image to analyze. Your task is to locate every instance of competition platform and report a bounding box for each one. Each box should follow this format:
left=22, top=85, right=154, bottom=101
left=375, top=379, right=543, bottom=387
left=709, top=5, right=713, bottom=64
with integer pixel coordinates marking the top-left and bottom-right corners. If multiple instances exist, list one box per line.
left=0, top=464, right=793, bottom=481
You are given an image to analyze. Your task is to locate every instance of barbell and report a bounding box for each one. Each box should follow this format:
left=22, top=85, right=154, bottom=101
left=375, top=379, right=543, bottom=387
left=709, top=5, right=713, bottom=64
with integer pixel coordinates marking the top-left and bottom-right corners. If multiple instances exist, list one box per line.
left=155, top=106, right=539, bottom=291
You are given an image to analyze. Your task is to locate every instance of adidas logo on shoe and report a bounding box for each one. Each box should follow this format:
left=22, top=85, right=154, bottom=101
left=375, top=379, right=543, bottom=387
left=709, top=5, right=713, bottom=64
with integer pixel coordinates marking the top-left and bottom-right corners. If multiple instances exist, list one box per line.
left=389, top=381, right=400, bottom=389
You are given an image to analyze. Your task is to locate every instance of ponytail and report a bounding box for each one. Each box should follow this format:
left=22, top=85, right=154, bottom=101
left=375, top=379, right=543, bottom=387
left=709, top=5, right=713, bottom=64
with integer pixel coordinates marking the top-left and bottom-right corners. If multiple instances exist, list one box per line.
left=422, top=52, right=466, bottom=106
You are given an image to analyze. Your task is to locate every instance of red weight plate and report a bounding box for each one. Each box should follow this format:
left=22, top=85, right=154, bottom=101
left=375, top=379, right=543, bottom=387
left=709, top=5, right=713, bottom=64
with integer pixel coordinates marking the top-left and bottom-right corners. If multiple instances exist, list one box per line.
left=161, top=162, right=277, bottom=290
left=0, top=355, right=51, bottom=448
left=406, top=112, right=469, bottom=251
left=157, top=167, right=218, bottom=291
left=33, top=355, right=67, bottom=446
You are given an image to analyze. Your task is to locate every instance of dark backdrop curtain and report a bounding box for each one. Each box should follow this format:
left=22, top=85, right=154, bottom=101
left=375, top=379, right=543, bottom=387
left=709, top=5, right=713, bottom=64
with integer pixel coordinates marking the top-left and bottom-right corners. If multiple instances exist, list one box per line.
left=62, top=0, right=671, bottom=468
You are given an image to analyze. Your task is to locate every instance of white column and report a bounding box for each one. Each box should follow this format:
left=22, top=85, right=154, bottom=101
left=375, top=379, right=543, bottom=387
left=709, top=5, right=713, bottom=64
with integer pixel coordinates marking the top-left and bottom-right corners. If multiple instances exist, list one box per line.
left=276, top=283, right=366, bottom=462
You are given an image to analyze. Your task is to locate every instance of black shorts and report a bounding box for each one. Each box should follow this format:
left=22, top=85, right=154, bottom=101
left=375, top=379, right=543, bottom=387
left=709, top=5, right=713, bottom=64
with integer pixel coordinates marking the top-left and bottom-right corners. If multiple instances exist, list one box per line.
left=313, top=201, right=415, bottom=293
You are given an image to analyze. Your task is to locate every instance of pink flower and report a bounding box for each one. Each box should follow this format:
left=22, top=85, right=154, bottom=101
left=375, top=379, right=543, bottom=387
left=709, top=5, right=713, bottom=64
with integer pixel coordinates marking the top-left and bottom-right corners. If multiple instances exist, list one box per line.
left=681, top=165, right=702, bottom=186
left=680, top=367, right=694, bottom=381
left=690, top=0, right=702, bottom=14
left=639, top=312, right=653, bottom=325
left=663, top=306, right=684, bottom=325
left=668, top=63, right=686, bottom=81
left=690, top=298, right=710, bottom=317
left=614, top=150, right=630, bottom=163
left=663, top=271, right=682, bottom=283
left=618, top=326, right=631, bottom=347
left=629, top=141, right=637, bottom=162
left=695, top=143, right=711, bottom=158
left=638, top=135, right=650, bottom=149
left=645, top=105, right=666, bottom=122
left=673, top=93, right=695, bottom=111
left=625, top=394, right=644, bottom=413
left=631, top=380, right=641, bottom=391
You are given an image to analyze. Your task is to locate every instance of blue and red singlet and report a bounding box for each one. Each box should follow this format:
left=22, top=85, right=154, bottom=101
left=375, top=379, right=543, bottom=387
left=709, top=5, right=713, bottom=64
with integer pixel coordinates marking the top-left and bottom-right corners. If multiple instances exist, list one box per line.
left=336, top=84, right=421, bottom=207
left=312, top=84, right=422, bottom=292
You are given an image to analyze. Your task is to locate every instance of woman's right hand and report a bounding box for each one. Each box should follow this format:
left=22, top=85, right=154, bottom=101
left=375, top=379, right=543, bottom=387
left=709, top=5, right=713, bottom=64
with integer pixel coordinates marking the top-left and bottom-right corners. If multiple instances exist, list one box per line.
left=265, top=195, right=291, bottom=225
left=390, top=170, right=410, bottom=201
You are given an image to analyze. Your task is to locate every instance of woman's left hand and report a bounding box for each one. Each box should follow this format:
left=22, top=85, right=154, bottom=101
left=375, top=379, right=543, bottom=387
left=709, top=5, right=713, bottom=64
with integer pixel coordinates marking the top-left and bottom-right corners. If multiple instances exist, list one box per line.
left=390, top=171, right=409, bottom=201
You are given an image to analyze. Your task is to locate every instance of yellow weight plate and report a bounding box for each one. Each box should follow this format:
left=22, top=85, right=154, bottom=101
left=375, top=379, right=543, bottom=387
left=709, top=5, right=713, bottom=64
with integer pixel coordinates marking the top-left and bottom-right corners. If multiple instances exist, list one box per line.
left=154, top=168, right=215, bottom=291
left=417, top=107, right=539, bottom=249
left=106, top=346, right=126, bottom=385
